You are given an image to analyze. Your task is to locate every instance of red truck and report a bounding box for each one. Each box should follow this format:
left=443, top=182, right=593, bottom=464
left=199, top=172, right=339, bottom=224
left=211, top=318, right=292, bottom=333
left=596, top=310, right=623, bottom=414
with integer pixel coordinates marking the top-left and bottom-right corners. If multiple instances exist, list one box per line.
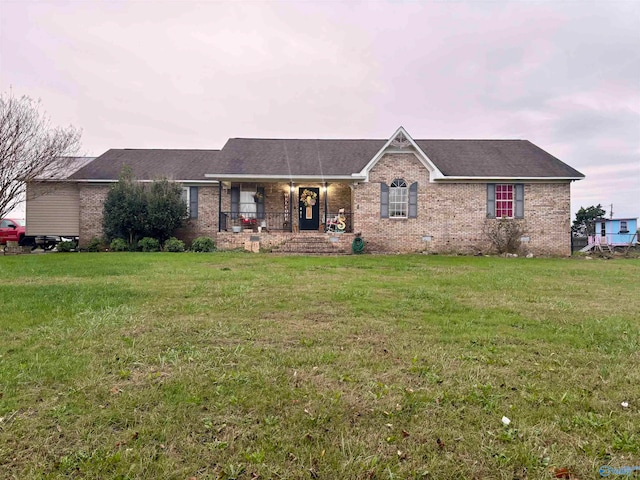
left=1, top=218, right=62, bottom=250
left=0, top=218, right=26, bottom=245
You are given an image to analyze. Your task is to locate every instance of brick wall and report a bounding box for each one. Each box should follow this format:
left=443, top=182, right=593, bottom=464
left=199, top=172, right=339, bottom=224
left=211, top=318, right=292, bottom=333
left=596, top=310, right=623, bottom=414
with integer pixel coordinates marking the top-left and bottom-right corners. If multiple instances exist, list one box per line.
left=79, top=184, right=109, bottom=244
left=353, top=153, right=572, bottom=256
left=78, top=184, right=219, bottom=247
left=175, top=186, right=219, bottom=244
left=327, top=183, right=352, bottom=214
left=75, top=161, right=572, bottom=255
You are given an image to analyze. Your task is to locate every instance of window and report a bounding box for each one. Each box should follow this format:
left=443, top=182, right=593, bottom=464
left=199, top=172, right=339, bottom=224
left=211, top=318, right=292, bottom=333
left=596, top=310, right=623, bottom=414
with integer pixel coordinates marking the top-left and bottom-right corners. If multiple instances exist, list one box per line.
left=239, top=190, right=257, bottom=219
left=389, top=179, right=408, bottom=218
left=487, top=184, right=524, bottom=219
left=620, top=221, right=629, bottom=233
left=181, top=186, right=198, bottom=219
left=381, top=181, right=417, bottom=219
left=600, top=222, right=606, bottom=237
left=181, top=187, right=189, bottom=208
left=495, top=184, right=514, bottom=218
left=230, top=186, right=264, bottom=221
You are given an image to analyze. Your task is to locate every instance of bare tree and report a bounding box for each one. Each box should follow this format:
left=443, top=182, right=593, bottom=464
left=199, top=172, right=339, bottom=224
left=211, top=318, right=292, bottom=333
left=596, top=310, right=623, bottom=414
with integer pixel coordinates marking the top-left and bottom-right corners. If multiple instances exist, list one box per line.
left=0, top=92, right=82, bottom=218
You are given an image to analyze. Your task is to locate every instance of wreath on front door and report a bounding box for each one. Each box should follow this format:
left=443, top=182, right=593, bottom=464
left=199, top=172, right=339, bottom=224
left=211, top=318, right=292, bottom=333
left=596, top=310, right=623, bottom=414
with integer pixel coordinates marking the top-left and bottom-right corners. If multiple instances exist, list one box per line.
left=300, top=189, right=317, bottom=207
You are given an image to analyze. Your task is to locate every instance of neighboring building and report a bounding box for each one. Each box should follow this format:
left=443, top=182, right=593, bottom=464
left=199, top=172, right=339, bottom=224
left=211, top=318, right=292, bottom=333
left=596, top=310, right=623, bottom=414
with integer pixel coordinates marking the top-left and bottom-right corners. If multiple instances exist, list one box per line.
left=25, top=127, right=585, bottom=255
left=590, top=218, right=638, bottom=248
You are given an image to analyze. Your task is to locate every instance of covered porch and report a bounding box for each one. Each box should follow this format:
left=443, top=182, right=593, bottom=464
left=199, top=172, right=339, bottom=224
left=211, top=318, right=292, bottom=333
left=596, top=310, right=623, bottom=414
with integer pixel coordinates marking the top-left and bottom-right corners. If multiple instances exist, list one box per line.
left=215, top=181, right=355, bottom=234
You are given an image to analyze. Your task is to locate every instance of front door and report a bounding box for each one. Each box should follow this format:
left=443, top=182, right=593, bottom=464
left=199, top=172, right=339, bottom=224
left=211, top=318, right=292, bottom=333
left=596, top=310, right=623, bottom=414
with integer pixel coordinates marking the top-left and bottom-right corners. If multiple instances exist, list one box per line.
left=298, top=187, right=320, bottom=231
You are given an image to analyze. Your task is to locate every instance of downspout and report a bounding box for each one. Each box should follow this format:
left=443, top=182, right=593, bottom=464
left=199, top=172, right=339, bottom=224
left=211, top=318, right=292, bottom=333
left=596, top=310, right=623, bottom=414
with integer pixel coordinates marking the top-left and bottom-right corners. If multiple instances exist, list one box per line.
left=218, top=181, right=222, bottom=232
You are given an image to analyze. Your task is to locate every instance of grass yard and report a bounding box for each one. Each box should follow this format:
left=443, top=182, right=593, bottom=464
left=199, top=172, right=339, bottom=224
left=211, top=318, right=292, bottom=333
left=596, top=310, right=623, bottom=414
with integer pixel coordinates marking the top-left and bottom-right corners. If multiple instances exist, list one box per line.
left=0, top=253, right=638, bottom=479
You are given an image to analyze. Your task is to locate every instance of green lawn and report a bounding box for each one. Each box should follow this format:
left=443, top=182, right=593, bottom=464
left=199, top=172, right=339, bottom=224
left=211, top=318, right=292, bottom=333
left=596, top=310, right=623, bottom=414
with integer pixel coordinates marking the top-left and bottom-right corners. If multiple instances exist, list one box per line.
left=0, top=253, right=638, bottom=479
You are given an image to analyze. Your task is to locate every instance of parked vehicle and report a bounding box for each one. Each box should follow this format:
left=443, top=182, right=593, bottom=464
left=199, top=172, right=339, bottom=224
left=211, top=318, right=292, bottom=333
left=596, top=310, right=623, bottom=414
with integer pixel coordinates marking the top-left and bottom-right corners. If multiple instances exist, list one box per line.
left=0, top=218, right=64, bottom=250
left=0, top=218, right=26, bottom=245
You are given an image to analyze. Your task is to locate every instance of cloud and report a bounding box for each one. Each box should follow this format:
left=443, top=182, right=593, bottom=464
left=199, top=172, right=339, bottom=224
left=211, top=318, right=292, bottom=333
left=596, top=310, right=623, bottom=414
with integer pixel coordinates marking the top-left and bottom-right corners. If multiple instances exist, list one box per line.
left=1, top=0, right=638, bottom=217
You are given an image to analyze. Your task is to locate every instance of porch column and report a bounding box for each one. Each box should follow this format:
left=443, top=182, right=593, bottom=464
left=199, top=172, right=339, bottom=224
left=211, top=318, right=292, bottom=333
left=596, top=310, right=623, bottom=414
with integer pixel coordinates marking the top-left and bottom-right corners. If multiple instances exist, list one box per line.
left=323, top=182, right=328, bottom=230
left=289, top=182, right=294, bottom=233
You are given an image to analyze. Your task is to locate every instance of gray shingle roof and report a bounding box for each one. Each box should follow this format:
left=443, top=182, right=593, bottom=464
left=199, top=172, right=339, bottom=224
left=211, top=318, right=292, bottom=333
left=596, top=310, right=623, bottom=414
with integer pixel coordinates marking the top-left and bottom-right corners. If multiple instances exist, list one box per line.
left=214, top=138, right=386, bottom=176
left=69, top=149, right=220, bottom=181
left=69, top=139, right=584, bottom=180
left=38, top=156, right=96, bottom=180
left=415, top=140, right=584, bottom=177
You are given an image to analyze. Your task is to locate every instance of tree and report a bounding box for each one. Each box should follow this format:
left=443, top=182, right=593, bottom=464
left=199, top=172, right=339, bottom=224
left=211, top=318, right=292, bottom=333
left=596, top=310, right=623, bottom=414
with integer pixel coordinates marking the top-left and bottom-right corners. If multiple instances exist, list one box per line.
left=572, top=204, right=606, bottom=236
left=102, top=167, right=188, bottom=247
left=102, top=167, right=147, bottom=246
left=0, top=92, right=81, bottom=218
left=145, top=179, right=187, bottom=244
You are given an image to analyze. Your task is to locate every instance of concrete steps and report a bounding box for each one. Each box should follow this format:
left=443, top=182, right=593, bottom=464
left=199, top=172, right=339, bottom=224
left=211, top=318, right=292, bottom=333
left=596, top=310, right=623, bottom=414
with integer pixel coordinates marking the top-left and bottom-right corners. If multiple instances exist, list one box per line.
left=272, top=233, right=352, bottom=254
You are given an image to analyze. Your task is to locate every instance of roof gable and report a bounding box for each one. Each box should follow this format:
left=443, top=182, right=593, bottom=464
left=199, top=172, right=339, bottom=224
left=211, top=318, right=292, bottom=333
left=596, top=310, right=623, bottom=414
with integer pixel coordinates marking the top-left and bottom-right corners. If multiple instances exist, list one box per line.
left=358, top=126, right=443, bottom=181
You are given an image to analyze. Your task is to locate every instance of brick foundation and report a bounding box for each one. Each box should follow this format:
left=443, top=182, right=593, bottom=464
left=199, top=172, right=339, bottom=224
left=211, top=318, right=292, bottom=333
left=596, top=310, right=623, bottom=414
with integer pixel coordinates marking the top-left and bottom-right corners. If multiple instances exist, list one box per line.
left=216, top=231, right=354, bottom=254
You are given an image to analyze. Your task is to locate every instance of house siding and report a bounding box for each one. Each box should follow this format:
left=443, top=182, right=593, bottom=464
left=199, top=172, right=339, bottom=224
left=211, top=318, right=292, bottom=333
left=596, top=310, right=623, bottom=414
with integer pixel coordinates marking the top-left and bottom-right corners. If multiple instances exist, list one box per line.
left=26, top=182, right=81, bottom=236
left=353, top=153, right=572, bottom=256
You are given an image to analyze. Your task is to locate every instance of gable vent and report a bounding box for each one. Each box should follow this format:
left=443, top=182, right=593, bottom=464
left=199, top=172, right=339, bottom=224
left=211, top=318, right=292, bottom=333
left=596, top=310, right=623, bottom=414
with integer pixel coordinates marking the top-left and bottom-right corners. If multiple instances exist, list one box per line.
left=391, top=132, right=410, bottom=149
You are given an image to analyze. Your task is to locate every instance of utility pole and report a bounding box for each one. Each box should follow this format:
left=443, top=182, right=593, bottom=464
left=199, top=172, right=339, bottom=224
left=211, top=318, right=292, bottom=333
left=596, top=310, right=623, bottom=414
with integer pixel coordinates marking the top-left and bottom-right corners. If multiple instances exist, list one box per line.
left=609, top=204, right=614, bottom=219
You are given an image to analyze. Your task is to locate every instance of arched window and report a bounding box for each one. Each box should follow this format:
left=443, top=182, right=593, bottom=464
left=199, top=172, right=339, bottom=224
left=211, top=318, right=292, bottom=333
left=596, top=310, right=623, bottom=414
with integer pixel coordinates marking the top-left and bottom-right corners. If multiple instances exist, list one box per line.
left=389, top=179, right=408, bottom=218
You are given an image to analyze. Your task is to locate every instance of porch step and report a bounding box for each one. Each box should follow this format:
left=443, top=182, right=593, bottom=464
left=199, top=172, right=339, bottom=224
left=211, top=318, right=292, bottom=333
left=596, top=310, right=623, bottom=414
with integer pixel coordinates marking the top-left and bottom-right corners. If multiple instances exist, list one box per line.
left=272, top=233, right=351, bottom=255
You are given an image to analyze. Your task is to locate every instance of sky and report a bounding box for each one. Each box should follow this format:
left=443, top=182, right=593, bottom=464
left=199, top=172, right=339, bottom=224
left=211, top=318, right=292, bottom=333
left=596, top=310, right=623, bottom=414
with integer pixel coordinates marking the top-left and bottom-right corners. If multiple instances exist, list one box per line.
left=1, top=0, right=639, bottom=220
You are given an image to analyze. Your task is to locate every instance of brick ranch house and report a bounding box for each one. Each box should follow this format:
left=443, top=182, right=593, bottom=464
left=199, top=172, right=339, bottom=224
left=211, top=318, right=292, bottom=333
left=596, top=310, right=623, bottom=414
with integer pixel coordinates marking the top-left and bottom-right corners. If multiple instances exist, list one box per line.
left=25, top=127, right=584, bottom=255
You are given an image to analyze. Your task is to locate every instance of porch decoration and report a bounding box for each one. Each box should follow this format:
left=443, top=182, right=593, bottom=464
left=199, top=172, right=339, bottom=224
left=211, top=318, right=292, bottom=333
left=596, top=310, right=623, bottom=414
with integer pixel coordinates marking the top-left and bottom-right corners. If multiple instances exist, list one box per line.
left=253, top=192, right=264, bottom=202
left=300, top=189, right=317, bottom=206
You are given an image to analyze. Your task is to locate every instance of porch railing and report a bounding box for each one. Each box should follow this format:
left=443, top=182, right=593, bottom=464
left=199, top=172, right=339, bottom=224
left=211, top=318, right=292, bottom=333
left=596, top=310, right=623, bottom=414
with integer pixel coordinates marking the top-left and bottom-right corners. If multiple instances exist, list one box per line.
left=220, top=212, right=292, bottom=232
left=219, top=211, right=354, bottom=233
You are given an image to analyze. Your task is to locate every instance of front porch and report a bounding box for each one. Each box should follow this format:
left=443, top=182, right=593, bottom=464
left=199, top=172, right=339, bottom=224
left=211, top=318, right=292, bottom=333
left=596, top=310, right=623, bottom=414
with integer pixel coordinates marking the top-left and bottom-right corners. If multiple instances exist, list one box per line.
left=216, top=181, right=354, bottom=234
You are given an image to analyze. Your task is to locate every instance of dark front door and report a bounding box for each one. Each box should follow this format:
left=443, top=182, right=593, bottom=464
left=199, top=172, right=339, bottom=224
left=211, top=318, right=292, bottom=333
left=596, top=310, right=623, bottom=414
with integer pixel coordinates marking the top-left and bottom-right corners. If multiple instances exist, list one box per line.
left=298, top=187, right=320, bottom=231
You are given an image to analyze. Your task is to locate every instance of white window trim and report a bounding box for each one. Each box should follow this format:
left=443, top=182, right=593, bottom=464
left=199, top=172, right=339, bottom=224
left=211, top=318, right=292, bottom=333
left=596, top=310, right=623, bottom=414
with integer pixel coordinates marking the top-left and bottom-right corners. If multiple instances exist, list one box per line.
left=495, top=184, right=514, bottom=219
left=389, top=179, right=408, bottom=219
left=181, top=187, right=190, bottom=214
